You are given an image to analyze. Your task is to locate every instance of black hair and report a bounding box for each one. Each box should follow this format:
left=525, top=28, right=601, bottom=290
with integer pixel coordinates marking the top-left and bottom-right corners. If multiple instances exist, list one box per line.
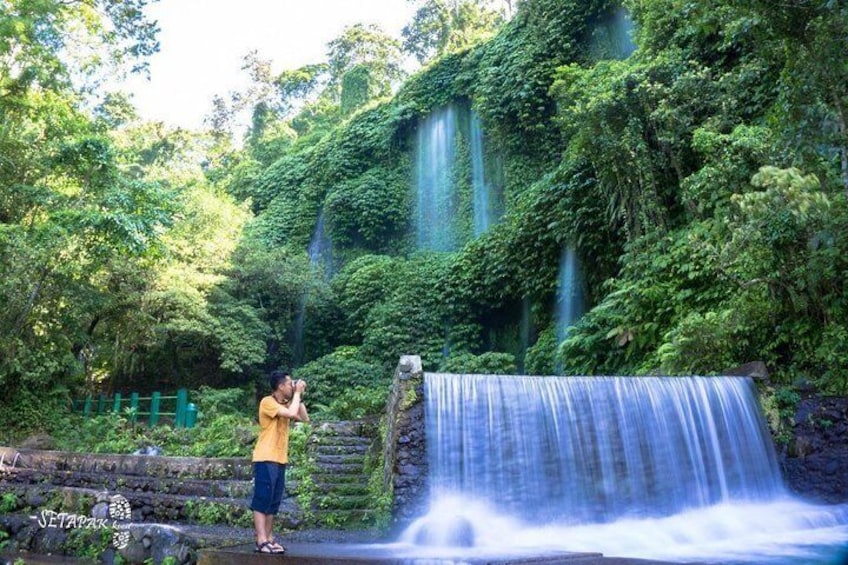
left=269, top=369, right=291, bottom=391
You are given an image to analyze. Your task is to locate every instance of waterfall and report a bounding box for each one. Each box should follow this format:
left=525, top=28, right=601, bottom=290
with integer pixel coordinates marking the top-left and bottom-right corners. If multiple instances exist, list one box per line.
left=555, top=246, right=586, bottom=344
left=590, top=7, right=637, bottom=60
left=424, top=375, right=784, bottom=522
left=400, top=374, right=848, bottom=564
left=519, top=297, right=532, bottom=374
left=414, top=105, right=503, bottom=251
left=415, top=105, right=459, bottom=251
left=293, top=209, right=332, bottom=365
left=307, top=208, right=332, bottom=279
left=470, top=110, right=495, bottom=237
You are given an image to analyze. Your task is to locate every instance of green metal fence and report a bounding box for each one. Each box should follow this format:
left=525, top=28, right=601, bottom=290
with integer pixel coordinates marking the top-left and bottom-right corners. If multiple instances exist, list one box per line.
left=71, top=389, right=197, bottom=428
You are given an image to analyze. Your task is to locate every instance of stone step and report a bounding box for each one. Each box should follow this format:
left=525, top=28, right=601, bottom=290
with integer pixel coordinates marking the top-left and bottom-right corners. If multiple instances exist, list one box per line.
left=311, top=483, right=370, bottom=497
left=311, top=443, right=371, bottom=455
left=309, top=436, right=373, bottom=450
left=310, top=508, right=379, bottom=526
left=1, top=512, right=258, bottom=564
left=315, top=494, right=372, bottom=511
left=311, top=421, right=375, bottom=438
left=313, top=473, right=370, bottom=486
left=314, top=453, right=367, bottom=466
left=312, top=462, right=365, bottom=475
left=0, top=447, right=251, bottom=480
left=4, top=468, right=256, bottom=498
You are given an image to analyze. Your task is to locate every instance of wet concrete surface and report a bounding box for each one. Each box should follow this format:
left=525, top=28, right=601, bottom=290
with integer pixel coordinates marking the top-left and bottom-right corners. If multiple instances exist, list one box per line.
left=197, top=542, right=688, bottom=565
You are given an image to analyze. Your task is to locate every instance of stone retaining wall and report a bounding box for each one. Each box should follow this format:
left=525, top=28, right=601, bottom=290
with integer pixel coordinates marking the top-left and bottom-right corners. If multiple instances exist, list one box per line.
left=779, top=394, right=848, bottom=503
left=382, top=355, right=427, bottom=530
left=0, top=447, right=252, bottom=479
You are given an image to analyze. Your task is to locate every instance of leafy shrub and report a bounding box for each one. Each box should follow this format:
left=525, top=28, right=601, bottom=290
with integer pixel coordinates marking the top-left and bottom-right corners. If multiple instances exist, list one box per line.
left=50, top=410, right=255, bottom=458
left=324, top=166, right=411, bottom=252
left=525, top=326, right=557, bottom=376
left=193, top=385, right=256, bottom=419
left=293, top=347, right=384, bottom=409
left=332, top=255, right=399, bottom=343
left=315, top=386, right=389, bottom=420
left=440, top=351, right=516, bottom=374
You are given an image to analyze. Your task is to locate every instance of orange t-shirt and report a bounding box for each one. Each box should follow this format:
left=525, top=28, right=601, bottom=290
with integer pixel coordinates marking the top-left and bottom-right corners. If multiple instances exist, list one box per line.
left=252, top=396, right=290, bottom=464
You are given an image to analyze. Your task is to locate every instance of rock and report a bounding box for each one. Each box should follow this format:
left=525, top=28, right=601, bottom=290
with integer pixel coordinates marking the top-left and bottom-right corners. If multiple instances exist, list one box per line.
left=132, top=445, right=163, bottom=456
left=99, top=547, right=117, bottom=565
left=33, top=525, right=68, bottom=555
left=780, top=394, right=848, bottom=503
left=92, top=502, right=110, bottom=519
left=723, top=361, right=769, bottom=380
left=24, top=490, right=43, bottom=509
left=119, top=538, right=149, bottom=564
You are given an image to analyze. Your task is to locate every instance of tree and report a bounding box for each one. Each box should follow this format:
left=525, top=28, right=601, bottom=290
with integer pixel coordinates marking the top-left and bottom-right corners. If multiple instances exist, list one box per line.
left=0, top=0, right=159, bottom=92
left=326, top=23, right=406, bottom=101
left=401, top=0, right=505, bottom=64
left=738, top=0, right=848, bottom=194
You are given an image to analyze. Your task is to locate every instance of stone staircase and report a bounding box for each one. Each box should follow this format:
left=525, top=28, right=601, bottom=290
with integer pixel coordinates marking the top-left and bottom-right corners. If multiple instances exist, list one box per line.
left=0, top=446, right=274, bottom=563
left=0, top=447, right=303, bottom=529
left=0, top=420, right=382, bottom=563
left=307, top=420, right=382, bottom=527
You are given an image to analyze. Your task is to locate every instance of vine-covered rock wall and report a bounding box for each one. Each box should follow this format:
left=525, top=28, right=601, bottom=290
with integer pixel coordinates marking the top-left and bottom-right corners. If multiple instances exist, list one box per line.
left=780, top=395, right=848, bottom=504
left=381, top=355, right=428, bottom=530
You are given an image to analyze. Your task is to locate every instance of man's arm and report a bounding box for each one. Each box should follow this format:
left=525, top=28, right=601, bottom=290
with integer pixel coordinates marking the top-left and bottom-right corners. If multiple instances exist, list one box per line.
left=275, top=391, right=302, bottom=419
left=297, top=401, right=310, bottom=423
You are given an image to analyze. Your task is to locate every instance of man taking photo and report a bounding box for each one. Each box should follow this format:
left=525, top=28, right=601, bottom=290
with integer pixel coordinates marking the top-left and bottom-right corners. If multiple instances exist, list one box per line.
left=250, top=370, right=309, bottom=554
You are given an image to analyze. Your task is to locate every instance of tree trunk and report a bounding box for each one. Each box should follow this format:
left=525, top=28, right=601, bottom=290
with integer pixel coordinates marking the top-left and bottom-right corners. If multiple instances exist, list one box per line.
left=831, top=91, right=848, bottom=196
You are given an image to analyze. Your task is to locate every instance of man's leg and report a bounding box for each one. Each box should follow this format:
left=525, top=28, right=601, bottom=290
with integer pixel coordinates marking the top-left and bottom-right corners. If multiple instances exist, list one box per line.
left=264, top=514, right=274, bottom=544
left=253, top=510, right=267, bottom=545
left=266, top=462, right=286, bottom=551
left=251, top=462, right=273, bottom=548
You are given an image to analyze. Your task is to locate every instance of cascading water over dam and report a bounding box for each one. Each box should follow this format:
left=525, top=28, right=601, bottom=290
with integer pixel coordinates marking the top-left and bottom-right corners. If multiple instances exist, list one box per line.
left=398, top=374, right=848, bottom=564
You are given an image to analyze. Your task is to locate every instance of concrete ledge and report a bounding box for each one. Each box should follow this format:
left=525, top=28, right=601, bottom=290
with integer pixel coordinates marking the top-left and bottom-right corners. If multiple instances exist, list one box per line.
left=0, top=447, right=251, bottom=479
left=198, top=542, right=688, bottom=565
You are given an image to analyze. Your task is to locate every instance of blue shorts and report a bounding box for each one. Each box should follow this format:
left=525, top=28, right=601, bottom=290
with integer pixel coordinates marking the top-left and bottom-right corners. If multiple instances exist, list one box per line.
left=250, top=461, right=287, bottom=515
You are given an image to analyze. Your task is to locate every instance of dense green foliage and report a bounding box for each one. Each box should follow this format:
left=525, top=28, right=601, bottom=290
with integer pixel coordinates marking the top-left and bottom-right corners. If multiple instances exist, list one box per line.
left=3, top=0, right=848, bottom=440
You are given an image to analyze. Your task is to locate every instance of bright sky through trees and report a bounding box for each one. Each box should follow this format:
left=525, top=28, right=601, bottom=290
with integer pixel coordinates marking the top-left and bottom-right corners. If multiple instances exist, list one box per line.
left=119, top=0, right=417, bottom=130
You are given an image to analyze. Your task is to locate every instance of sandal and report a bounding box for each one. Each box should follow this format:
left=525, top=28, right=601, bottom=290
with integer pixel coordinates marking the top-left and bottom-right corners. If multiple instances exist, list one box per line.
left=269, top=540, right=286, bottom=554
left=254, top=540, right=284, bottom=554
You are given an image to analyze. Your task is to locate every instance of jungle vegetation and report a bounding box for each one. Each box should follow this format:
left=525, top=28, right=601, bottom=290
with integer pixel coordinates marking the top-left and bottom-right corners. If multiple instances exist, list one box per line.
left=2, top=0, right=847, bottom=437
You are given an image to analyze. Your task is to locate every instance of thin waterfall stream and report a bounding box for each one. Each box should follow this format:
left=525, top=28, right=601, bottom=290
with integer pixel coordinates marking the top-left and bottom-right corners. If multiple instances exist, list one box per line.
left=397, top=374, right=848, bottom=564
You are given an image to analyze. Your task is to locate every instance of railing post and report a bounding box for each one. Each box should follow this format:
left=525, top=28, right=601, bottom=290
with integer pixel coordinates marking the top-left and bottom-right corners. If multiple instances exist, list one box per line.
left=113, top=392, right=122, bottom=414
left=149, top=392, right=161, bottom=426
left=130, top=392, right=139, bottom=424
left=97, top=393, right=106, bottom=415
left=176, top=388, right=188, bottom=428
left=83, top=396, right=92, bottom=417
left=186, top=402, right=198, bottom=429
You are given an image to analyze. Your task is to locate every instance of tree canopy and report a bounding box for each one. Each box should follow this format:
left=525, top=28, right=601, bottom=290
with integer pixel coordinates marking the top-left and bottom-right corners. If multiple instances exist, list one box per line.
left=3, top=0, right=848, bottom=437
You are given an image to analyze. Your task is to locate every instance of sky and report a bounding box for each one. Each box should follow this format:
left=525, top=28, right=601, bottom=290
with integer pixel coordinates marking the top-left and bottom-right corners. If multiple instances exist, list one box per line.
left=120, top=0, right=418, bottom=131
